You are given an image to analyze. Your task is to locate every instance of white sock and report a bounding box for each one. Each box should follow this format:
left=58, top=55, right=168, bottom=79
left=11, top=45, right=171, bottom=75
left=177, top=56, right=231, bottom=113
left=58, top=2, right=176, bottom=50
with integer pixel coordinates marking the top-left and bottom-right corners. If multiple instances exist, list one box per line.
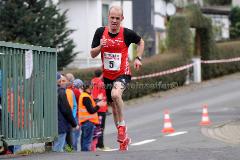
left=118, top=121, right=125, bottom=126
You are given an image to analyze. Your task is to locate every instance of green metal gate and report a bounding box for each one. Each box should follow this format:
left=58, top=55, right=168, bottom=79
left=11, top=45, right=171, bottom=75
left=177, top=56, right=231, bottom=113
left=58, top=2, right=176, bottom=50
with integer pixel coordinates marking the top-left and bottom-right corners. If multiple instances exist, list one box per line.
left=0, top=41, right=57, bottom=148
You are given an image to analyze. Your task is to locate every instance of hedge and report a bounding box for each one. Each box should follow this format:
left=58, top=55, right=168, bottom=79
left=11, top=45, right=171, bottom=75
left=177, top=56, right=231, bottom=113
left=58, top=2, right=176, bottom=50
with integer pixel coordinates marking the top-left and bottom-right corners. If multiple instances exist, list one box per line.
left=167, top=15, right=192, bottom=59
left=181, top=5, right=240, bottom=80
left=66, top=53, right=188, bottom=101
left=123, top=53, right=188, bottom=100
left=202, top=40, right=240, bottom=80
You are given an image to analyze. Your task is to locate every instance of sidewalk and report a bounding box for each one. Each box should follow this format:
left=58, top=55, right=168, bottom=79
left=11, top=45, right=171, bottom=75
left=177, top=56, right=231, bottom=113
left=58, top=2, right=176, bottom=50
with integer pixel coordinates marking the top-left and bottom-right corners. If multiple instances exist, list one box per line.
left=202, top=119, right=240, bottom=144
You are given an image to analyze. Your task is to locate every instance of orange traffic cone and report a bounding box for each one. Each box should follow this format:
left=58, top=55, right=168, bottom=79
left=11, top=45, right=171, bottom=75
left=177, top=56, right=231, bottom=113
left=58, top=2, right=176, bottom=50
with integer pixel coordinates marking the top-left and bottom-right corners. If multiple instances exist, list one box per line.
left=162, top=109, right=175, bottom=134
left=200, top=104, right=211, bottom=126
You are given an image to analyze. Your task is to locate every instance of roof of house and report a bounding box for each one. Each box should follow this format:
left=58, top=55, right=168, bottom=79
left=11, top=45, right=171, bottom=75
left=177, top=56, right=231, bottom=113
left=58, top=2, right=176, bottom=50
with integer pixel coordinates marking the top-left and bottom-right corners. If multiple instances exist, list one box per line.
left=201, top=6, right=231, bottom=15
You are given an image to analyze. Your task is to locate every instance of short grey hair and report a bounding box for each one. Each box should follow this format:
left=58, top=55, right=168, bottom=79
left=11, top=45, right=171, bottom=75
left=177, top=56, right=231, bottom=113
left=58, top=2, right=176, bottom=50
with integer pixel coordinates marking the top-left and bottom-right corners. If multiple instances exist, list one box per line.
left=65, top=73, right=75, bottom=83
left=108, top=5, right=123, bottom=16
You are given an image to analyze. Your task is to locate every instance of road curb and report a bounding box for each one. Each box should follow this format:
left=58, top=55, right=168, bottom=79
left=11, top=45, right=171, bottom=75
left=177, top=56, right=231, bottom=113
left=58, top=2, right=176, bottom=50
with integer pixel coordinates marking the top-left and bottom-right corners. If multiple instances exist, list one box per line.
left=201, top=119, right=240, bottom=144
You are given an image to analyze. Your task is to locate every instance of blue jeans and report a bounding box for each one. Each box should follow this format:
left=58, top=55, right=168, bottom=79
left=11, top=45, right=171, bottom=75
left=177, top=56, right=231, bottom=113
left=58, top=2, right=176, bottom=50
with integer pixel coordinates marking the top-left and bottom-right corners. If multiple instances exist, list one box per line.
left=81, top=121, right=95, bottom=151
left=8, top=145, right=21, bottom=154
left=53, top=133, right=67, bottom=152
left=72, top=128, right=81, bottom=151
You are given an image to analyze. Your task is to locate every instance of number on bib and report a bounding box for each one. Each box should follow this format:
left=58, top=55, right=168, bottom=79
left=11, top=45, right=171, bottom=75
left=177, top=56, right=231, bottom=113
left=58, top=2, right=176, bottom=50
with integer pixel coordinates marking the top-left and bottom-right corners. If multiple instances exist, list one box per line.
left=109, top=61, right=114, bottom=68
left=103, top=52, right=121, bottom=71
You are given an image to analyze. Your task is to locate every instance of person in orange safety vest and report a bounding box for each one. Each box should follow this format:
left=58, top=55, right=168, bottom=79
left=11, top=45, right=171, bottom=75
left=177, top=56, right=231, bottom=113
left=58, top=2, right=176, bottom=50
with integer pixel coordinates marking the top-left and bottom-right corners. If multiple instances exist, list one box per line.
left=78, top=81, right=106, bottom=151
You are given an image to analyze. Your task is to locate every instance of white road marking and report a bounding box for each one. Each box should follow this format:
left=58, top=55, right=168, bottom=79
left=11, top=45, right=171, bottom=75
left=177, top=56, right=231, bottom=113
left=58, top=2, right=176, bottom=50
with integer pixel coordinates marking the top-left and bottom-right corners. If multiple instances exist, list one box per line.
left=101, top=148, right=118, bottom=152
left=131, top=139, right=156, bottom=146
left=165, top=131, right=188, bottom=137
left=103, top=132, right=187, bottom=151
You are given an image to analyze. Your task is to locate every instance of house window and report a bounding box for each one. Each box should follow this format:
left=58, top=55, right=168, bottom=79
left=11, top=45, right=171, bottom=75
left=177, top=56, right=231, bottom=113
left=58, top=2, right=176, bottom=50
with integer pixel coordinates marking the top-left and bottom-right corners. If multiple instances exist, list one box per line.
left=102, top=4, right=109, bottom=26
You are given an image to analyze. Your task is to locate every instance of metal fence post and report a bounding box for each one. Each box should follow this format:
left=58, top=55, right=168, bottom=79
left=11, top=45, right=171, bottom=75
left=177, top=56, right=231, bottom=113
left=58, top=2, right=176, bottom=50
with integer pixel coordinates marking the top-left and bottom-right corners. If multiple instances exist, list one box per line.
left=0, top=41, right=57, bottom=150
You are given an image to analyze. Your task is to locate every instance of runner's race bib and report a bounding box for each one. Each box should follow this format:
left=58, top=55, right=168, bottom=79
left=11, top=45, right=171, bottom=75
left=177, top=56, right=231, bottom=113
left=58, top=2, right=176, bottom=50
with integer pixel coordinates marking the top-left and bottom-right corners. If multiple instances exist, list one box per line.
left=103, top=52, right=121, bottom=71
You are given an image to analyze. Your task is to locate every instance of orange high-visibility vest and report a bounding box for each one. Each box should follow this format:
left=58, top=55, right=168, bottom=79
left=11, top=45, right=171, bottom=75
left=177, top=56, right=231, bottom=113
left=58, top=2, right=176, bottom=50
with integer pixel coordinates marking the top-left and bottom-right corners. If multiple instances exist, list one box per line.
left=66, top=88, right=73, bottom=109
left=78, top=92, right=99, bottom=125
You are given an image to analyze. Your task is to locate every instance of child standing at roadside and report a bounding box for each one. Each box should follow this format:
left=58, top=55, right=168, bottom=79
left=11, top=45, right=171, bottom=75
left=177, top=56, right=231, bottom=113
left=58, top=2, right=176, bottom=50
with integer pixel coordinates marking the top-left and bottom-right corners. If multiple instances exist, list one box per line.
left=78, top=81, right=106, bottom=151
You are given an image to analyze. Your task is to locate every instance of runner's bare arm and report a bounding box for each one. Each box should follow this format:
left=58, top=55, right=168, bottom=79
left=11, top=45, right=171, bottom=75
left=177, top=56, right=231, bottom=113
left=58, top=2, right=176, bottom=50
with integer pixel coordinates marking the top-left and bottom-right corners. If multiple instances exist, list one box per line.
left=90, top=45, right=101, bottom=58
left=91, top=38, right=107, bottom=58
left=136, top=38, right=144, bottom=58
left=134, top=38, right=144, bottom=70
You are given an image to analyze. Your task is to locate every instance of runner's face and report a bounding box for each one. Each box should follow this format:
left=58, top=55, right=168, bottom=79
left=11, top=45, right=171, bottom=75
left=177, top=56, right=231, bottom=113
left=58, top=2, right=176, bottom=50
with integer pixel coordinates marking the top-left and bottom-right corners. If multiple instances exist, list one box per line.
left=108, top=8, right=123, bottom=31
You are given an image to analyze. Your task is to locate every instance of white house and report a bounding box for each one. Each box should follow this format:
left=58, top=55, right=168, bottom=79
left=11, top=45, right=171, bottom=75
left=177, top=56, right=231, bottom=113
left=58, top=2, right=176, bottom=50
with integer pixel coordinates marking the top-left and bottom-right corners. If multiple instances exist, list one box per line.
left=58, top=0, right=133, bottom=69
left=233, top=0, right=240, bottom=6
left=201, top=6, right=230, bottom=40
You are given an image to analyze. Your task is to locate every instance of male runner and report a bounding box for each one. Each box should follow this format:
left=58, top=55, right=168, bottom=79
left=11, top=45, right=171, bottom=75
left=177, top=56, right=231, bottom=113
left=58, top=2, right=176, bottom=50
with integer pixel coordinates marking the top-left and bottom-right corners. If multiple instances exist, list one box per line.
left=90, top=6, right=144, bottom=151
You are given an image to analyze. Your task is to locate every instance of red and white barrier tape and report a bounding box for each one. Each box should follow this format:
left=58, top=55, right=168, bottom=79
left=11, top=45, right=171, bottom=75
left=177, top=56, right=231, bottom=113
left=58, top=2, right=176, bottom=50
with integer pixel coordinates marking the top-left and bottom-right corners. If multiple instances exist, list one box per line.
left=201, top=57, right=240, bottom=64
left=132, top=63, right=194, bottom=80
left=132, top=56, right=240, bottom=80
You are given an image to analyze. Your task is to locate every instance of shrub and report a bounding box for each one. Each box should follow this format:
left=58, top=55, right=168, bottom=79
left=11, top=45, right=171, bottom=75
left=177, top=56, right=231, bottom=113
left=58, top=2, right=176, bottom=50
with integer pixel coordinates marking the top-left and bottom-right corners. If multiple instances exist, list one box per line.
left=183, top=4, right=219, bottom=80
left=167, top=15, right=192, bottom=59
left=124, top=53, right=188, bottom=100
left=202, top=40, right=240, bottom=80
left=230, top=7, right=240, bottom=39
left=199, top=20, right=219, bottom=80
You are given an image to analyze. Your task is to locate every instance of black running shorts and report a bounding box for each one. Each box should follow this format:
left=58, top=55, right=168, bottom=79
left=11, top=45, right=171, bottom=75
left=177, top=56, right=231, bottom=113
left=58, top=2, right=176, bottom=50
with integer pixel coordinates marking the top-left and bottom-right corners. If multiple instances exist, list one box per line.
left=103, top=75, right=131, bottom=103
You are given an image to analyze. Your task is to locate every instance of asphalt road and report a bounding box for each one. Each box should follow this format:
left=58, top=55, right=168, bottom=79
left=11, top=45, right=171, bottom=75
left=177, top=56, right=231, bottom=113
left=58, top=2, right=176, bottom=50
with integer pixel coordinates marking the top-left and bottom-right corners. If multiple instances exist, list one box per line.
left=3, top=73, right=240, bottom=160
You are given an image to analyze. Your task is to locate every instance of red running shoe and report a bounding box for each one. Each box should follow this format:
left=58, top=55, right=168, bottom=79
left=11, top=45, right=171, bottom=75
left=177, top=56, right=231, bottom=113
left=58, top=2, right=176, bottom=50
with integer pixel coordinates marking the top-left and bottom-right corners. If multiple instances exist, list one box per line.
left=117, top=125, right=127, bottom=143
left=119, top=137, right=131, bottom=151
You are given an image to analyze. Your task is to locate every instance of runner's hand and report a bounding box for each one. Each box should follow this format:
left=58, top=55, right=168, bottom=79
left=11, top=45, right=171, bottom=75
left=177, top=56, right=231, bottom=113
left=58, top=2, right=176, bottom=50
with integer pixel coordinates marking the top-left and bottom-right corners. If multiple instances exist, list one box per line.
left=134, top=59, right=142, bottom=71
left=100, top=37, right=107, bottom=48
left=97, top=93, right=103, bottom=100
left=97, top=100, right=107, bottom=107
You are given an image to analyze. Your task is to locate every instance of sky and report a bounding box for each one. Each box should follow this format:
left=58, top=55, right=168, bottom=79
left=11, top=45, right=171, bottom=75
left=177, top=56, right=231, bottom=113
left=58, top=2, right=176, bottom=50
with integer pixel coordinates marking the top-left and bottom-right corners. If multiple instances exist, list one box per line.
left=52, top=0, right=59, bottom=5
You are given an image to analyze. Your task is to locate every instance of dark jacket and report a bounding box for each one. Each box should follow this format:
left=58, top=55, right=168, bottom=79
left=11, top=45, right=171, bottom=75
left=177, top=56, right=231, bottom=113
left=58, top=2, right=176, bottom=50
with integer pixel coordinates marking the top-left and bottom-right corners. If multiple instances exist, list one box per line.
left=58, top=87, right=77, bottom=134
left=83, top=96, right=100, bottom=114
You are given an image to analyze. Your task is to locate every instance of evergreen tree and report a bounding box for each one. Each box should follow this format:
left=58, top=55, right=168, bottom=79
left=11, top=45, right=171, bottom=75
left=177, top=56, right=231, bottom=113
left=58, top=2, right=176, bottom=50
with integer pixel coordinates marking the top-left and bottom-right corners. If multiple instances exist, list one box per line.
left=0, top=0, right=77, bottom=69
